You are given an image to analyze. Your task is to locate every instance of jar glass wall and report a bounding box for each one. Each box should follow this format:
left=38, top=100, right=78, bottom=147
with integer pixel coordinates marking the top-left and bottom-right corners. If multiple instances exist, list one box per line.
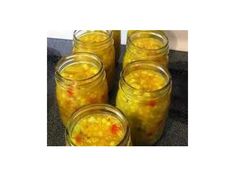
left=112, top=30, right=121, bottom=63
left=55, top=53, right=108, bottom=126
left=73, top=30, right=115, bottom=89
left=123, top=30, right=169, bottom=68
left=116, top=61, right=172, bottom=145
left=66, top=104, right=131, bottom=146
left=127, top=30, right=165, bottom=38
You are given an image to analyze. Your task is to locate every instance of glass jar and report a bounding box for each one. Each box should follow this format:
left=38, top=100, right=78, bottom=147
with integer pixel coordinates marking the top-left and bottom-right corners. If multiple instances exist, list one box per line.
left=123, top=30, right=169, bottom=68
left=112, top=30, right=121, bottom=63
left=127, top=30, right=165, bottom=38
left=73, top=30, right=115, bottom=89
left=66, top=104, right=131, bottom=146
left=116, top=61, right=172, bottom=145
left=55, top=53, right=108, bottom=126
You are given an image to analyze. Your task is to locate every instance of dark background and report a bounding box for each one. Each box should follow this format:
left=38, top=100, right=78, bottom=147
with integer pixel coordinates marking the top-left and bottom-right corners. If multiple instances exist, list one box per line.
left=47, top=38, right=188, bottom=146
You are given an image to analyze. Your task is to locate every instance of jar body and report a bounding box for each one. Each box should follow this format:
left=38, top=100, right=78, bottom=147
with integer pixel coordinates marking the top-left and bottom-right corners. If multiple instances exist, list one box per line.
left=66, top=135, right=132, bottom=146
left=116, top=61, right=172, bottom=145
left=112, top=30, right=121, bottom=63
left=55, top=53, right=108, bottom=126
left=73, top=30, right=115, bottom=89
left=65, top=104, right=132, bottom=146
left=123, top=31, right=169, bottom=68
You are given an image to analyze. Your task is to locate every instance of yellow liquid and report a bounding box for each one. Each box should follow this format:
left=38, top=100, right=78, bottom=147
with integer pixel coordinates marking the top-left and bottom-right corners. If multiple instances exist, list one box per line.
left=79, top=32, right=108, bottom=43
left=56, top=62, right=108, bottom=126
left=70, top=114, right=125, bottom=146
left=60, top=63, right=99, bottom=80
left=73, top=31, right=115, bottom=89
left=125, top=69, right=166, bottom=91
left=116, top=69, right=171, bottom=145
left=127, top=30, right=164, bottom=37
left=123, top=33, right=168, bottom=68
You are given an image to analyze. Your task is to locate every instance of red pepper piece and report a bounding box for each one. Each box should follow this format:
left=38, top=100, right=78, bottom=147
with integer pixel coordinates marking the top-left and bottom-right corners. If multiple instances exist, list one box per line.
left=147, top=100, right=157, bottom=107
left=111, top=124, right=120, bottom=135
left=67, top=87, right=73, bottom=96
left=75, top=135, right=82, bottom=144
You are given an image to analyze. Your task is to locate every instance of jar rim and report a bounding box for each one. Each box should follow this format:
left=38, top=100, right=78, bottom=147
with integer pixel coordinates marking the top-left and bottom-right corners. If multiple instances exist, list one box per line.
left=120, top=60, right=172, bottom=98
left=127, top=30, right=169, bottom=53
left=55, top=52, right=105, bottom=85
left=66, top=104, right=130, bottom=146
left=73, top=30, right=113, bottom=47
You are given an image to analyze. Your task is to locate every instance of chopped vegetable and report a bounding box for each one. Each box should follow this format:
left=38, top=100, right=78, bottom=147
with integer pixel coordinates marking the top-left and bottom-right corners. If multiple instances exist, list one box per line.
left=73, top=31, right=115, bottom=88
left=123, top=31, right=168, bottom=68
left=147, top=100, right=157, bottom=107
left=75, top=135, right=82, bottom=144
left=56, top=62, right=108, bottom=126
left=67, top=87, right=73, bottom=97
left=70, top=114, right=124, bottom=146
left=116, top=66, right=171, bottom=145
left=111, top=124, right=120, bottom=135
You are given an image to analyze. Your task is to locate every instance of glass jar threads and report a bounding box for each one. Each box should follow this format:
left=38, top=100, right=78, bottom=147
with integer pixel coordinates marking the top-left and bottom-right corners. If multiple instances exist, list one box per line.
left=123, top=30, right=169, bottom=68
left=116, top=61, right=172, bottom=145
left=73, top=30, right=115, bottom=89
left=55, top=53, right=108, bottom=126
left=66, top=104, right=131, bottom=146
left=127, top=30, right=165, bottom=38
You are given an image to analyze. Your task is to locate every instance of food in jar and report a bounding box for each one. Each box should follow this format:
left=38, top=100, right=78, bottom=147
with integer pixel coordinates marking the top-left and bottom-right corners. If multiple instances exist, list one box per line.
left=123, top=30, right=169, bottom=68
left=127, top=30, right=165, bottom=37
left=55, top=54, right=108, bottom=126
left=73, top=30, right=115, bottom=89
left=66, top=104, right=132, bottom=146
left=116, top=61, right=171, bottom=145
left=68, top=113, right=125, bottom=146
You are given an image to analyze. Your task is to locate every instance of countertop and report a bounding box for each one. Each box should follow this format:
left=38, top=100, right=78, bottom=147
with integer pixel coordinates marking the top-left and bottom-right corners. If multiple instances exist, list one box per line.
left=47, top=38, right=188, bottom=146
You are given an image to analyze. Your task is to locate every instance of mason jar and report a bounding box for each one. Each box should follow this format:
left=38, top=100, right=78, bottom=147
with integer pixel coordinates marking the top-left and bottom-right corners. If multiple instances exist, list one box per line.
left=65, top=104, right=132, bottom=146
left=116, top=61, right=172, bottom=145
left=112, top=30, right=121, bottom=63
left=73, top=30, right=115, bottom=89
left=123, top=30, right=169, bottom=68
left=55, top=53, right=108, bottom=126
left=127, top=30, right=165, bottom=38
